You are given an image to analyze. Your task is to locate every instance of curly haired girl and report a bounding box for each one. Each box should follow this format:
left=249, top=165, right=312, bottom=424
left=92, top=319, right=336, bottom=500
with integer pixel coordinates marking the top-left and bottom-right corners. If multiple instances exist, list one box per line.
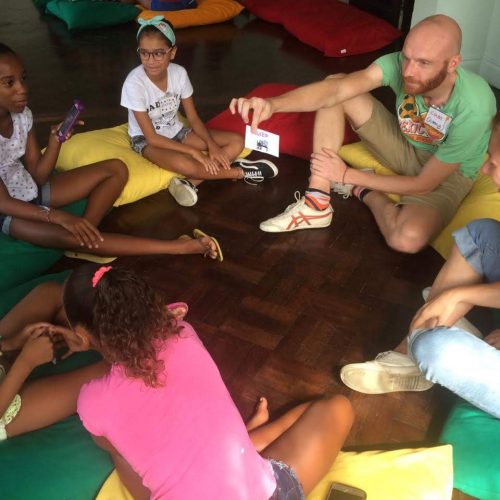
left=55, top=264, right=354, bottom=500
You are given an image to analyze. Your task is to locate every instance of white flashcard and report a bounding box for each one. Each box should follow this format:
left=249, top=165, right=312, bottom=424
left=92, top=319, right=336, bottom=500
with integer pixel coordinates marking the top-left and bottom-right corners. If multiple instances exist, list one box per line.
left=244, top=126, right=280, bottom=157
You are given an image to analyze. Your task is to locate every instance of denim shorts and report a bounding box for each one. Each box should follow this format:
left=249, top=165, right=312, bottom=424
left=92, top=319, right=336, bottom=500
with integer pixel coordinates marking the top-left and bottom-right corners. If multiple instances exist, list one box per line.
left=453, top=218, right=500, bottom=283
left=0, top=182, right=51, bottom=235
left=131, top=126, right=192, bottom=155
left=268, top=459, right=305, bottom=500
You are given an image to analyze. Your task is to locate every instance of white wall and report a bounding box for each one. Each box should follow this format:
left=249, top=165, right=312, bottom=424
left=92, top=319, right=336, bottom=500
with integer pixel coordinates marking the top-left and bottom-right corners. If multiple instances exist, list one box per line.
left=480, top=0, right=500, bottom=88
left=411, top=0, right=496, bottom=74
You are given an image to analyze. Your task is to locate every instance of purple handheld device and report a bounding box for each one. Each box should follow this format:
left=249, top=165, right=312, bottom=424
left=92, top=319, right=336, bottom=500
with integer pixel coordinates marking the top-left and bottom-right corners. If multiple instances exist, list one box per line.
left=56, top=100, right=85, bottom=143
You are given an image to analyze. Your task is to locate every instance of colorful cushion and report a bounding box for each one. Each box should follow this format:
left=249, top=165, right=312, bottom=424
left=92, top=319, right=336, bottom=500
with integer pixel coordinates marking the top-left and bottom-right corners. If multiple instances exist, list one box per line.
left=308, top=445, right=453, bottom=500
left=138, top=0, right=244, bottom=29
left=242, top=0, right=402, bottom=57
left=55, top=124, right=176, bottom=206
left=46, top=0, right=139, bottom=31
left=440, top=401, right=500, bottom=500
left=96, top=445, right=453, bottom=500
left=0, top=199, right=86, bottom=295
left=207, top=83, right=358, bottom=160
left=338, top=141, right=500, bottom=259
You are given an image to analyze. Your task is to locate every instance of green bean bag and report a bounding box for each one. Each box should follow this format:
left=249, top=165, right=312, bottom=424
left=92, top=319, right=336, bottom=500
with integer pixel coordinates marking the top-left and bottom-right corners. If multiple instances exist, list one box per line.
left=46, top=0, right=140, bottom=31
left=0, top=199, right=86, bottom=295
left=439, top=401, right=500, bottom=500
left=0, top=272, right=112, bottom=500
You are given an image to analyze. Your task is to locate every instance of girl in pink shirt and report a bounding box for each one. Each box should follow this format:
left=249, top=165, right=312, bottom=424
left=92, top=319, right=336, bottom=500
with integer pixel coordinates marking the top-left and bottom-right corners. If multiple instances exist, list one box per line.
left=56, top=264, right=353, bottom=499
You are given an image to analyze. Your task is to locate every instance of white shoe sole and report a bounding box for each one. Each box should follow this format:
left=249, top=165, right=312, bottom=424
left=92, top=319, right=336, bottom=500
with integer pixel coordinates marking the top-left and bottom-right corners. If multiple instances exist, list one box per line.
left=340, top=363, right=434, bottom=394
left=168, top=178, right=198, bottom=207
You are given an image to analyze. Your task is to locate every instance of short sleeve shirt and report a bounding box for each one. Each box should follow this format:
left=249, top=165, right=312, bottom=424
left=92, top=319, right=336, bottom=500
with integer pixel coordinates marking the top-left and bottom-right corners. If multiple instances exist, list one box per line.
left=375, top=52, right=496, bottom=178
left=121, top=63, right=194, bottom=139
left=0, top=107, right=38, bottom=201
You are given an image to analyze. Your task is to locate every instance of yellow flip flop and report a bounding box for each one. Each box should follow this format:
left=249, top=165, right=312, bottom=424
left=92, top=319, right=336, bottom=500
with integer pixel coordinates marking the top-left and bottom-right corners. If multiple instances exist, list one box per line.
left=193, top=228, right=223, bottom=262
left=64, top=250, right=116, bottom=264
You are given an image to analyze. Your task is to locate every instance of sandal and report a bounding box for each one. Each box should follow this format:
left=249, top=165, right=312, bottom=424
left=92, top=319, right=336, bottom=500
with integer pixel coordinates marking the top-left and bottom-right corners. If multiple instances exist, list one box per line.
left=193, top=228, right=223, bottom=262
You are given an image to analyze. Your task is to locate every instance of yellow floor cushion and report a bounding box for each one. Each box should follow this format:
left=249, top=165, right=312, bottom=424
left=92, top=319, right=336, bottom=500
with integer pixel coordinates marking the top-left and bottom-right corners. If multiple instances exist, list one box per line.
left=137, top=0, right=244, bottom=28
left=308, top=445, right=453, bottom=500
left=338, top=142, right=500, bottom=259
left=55, top=123, right=175, bottom=206
left=55, top=121, right=250, bottom=207
left=96, top=445, right=453, bottom=500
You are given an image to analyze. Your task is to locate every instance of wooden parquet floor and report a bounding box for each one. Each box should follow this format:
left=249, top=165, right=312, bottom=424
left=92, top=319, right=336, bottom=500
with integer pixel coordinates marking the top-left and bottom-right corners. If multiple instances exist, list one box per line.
left=2, top=2, right=491, bottom=498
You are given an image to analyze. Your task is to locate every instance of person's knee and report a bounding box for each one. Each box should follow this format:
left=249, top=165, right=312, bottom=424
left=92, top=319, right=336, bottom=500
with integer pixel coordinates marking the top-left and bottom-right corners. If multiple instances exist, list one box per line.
left=387, top=222, right=431, bottom=254
left=106, top=159, right=129, bottom=185
left=321, top=395, right=354, bottom=428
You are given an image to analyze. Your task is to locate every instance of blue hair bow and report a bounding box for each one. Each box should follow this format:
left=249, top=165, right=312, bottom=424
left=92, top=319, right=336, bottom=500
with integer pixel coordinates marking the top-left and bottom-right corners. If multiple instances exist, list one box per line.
left=137, top=16, right=176, bottom=46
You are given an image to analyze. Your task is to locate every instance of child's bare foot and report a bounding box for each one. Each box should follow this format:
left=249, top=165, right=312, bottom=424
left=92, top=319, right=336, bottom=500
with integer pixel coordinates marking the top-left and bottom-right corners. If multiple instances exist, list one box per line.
left=177, top=234, right=220, bottom=260
left=246, top=397, right=269, bottom=431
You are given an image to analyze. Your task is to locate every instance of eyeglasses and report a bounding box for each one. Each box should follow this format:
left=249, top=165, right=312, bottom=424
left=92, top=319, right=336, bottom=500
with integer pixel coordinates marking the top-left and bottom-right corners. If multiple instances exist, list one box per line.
left=136, top=47, right=172, bottom=61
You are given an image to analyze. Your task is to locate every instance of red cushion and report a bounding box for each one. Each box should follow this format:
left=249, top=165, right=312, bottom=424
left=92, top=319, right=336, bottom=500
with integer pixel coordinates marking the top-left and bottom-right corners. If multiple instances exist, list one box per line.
left=242, top=0, right=401, bottom=57
left=207, top=83, right=358, bottom=160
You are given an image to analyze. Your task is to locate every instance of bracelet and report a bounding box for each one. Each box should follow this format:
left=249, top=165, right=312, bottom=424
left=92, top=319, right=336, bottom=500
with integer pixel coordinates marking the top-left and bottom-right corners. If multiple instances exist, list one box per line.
left=341, top=165, right=348, bottom=185
left=41, top=205, right=51, bottom=223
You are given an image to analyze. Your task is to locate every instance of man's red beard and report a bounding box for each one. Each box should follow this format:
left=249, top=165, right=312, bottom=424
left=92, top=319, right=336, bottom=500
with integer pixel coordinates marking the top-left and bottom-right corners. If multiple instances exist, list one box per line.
left=403, top=62, right=449, bottom=95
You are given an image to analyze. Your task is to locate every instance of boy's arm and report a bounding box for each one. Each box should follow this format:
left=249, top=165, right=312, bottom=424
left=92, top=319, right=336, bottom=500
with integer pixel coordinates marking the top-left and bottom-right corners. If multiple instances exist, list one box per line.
left=92, top=435, right=150, bottom=500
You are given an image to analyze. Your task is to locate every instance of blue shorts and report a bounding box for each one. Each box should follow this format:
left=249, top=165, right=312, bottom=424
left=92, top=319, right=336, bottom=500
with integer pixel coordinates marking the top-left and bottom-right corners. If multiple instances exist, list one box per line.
left=268, top=459, right=305, bottom=500
left=0, top=182, right=51, bottom=236
left=130, top=126, right=192, bottom=155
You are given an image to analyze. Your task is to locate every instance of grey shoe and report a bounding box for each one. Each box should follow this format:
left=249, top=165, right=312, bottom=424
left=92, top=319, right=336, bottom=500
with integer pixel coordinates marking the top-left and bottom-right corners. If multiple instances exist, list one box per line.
left=168, top=178, right=198, bottom=207
left=340, top=351, right=434, bottom=394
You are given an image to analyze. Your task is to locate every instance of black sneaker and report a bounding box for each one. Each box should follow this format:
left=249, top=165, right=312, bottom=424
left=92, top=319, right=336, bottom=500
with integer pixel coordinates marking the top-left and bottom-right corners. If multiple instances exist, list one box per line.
left=233, top=159, right=279, bottom=185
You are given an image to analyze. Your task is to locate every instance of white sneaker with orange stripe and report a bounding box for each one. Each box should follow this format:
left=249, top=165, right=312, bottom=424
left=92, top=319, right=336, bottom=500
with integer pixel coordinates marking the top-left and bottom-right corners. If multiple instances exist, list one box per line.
left=259, top=192, right=333, bottom=233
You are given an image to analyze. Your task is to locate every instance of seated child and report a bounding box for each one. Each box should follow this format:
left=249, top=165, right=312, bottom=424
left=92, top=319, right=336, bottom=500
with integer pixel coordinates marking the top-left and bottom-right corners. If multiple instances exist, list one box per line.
left=122, top=16, right=278, bottom=207
left=0, top=43, right=221, bottom=260
left=54, top=264, right=354, bottom=499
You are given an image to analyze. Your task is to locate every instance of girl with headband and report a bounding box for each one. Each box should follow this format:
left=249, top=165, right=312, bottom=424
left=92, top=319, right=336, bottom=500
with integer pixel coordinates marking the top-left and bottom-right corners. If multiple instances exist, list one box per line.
left=46, top=264, right=352, bottom=499
left=0, top=43, right=222, bottom=261
left=122, top=17, right=279, bottom=207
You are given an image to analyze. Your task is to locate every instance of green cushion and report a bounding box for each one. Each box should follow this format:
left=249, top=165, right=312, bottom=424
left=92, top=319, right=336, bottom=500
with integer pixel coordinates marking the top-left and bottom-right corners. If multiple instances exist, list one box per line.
left=0, top=199, right=86, bottom=295
left=439, top=401, right=500, bottom=500
left=46, top=0, right=140, bottom=30
left=0, top=274, right=111, bottom=500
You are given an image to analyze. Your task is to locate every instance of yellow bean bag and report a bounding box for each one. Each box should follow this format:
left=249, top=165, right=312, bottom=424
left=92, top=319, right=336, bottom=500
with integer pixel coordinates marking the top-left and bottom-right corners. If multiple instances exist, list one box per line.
left=55, top=121, right=250, bottom=207
left=96, top=445, right=453, bottom=500
left=338, top=141, right=500, bottom=259
left=55, top=123, right=175, bottom=207
left=137, top=0, right=244, bottom=28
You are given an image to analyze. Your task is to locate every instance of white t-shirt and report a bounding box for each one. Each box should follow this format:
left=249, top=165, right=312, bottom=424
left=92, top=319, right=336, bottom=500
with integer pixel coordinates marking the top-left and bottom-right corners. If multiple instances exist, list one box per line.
left=121, top=63, right=194, bottom=139
left=0, top=107, right=38, bottom=201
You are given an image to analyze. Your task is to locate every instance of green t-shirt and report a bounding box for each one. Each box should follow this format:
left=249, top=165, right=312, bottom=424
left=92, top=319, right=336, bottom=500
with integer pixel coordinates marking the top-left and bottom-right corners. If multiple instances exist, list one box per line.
left=375, top=52, right=496, bottom=178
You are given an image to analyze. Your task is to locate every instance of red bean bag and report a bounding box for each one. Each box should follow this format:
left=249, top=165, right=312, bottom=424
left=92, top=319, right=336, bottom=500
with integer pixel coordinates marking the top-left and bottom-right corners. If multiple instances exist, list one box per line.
left=207, top=83, right=358, bottom=160
left=241, top=0, right=402, bottom=57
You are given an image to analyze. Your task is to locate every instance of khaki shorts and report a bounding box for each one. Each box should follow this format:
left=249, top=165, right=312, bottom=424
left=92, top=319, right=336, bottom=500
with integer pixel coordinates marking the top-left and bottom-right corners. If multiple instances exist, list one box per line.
left=354, top=98, right=473, bottom=227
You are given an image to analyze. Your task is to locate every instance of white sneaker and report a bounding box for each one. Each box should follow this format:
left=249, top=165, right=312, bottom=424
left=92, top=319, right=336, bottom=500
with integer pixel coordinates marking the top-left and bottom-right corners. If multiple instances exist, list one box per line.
left=331, top=168, right=374, bottom=199
left=340, top=351, right=434, bottom=394
left=259, top=192, right=333, bottom=233
left=168, top=178, right=198, bottom=207
left=421, top=287, right=483, bottom=338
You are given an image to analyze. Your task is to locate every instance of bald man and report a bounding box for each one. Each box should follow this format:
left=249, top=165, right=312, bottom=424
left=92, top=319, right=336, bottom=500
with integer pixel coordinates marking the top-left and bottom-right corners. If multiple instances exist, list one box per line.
left=230, top=15, right=496, bottom=253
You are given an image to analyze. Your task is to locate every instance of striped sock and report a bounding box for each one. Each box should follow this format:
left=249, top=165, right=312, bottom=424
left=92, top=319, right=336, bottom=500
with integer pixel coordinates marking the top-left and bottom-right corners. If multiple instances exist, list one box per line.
left=304, top=188, right=331, bottom=211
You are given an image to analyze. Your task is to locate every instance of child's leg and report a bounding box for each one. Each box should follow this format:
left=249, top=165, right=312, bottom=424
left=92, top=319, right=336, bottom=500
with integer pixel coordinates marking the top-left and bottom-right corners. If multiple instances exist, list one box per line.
left=184, top=130, right=245, bottom=162
left=5, top=361, right=109, bottom=437
left=143, top=146, right=244, bottom=181
left=259, top=395, right=354, bottom=494
left=0, top=282, right=64, bottom=351
left=9, top=220, right=221, bottom=259
left=50, top=159, right=128, bottom=226
left=248, top=398, right=311, bottom=452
